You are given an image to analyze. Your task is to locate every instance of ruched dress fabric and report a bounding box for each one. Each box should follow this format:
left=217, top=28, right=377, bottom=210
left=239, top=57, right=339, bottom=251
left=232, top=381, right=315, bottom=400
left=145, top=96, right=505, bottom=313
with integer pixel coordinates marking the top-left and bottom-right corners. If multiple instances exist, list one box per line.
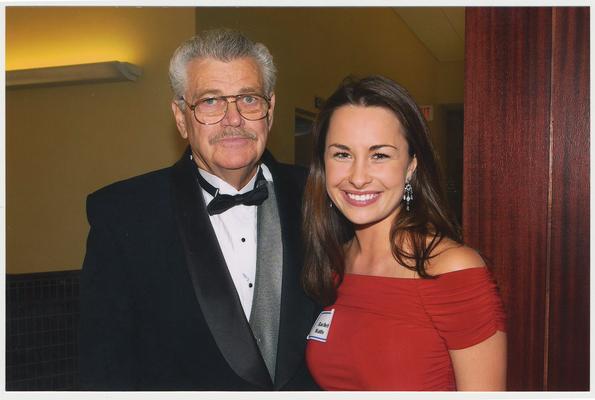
left=305, top=267, right=506, bottom=391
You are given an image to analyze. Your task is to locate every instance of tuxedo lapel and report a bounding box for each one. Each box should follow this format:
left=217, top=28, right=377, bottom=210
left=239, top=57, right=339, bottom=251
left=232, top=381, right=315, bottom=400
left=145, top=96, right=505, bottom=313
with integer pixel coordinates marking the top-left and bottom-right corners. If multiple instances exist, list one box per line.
left=250, top=181, right=282, bottom=382
left=262, top=152, right=316, bottom=389
left=170, top=151, right=272, bottom=389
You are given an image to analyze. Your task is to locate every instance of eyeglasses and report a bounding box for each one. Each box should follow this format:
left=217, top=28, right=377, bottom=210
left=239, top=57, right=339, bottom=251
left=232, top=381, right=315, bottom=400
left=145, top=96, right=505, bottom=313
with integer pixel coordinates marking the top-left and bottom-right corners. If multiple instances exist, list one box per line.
left=181, top=93, right=271, bottom=125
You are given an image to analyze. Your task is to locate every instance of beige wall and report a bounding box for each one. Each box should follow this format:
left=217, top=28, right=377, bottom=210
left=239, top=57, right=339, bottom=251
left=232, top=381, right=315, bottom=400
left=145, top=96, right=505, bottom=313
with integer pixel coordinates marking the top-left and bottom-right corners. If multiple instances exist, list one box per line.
left=435, top=60, right=465, bottom=105
left=6, top=7, right=195, bottom=273
left=6, top=7, right=463, bottom=274
left=195, top=7, right=453, bottom=164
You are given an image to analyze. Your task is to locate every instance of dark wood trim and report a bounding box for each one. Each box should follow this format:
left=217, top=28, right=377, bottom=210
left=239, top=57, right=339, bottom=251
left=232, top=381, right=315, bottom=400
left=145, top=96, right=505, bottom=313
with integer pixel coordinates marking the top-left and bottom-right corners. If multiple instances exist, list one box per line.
left=465, top=8, right=549, bottom=391
left=546, top=7, right=590, bottom=391
left=464, top=7, right=589, bottom=391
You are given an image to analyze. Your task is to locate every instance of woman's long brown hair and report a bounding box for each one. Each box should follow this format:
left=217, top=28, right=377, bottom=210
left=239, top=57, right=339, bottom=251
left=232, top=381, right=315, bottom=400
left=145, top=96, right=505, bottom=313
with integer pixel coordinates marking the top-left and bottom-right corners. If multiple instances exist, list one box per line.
left=302, top=75, right=462, bottom=306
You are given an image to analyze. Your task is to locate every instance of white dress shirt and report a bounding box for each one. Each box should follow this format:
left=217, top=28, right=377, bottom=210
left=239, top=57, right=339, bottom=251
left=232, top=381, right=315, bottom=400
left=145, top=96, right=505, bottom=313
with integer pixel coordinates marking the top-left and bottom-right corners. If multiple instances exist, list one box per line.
left=198, top=164, right=274, bottom=319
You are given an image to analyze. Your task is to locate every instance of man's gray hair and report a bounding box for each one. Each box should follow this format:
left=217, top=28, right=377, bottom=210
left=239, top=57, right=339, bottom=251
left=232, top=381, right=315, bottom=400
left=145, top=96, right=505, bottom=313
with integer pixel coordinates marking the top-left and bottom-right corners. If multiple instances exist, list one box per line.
left=169, top=29, right=277, bottom=106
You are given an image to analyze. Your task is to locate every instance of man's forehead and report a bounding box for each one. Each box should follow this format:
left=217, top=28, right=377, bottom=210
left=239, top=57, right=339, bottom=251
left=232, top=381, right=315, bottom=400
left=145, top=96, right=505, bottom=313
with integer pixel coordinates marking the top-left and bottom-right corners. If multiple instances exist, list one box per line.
left=186, top=57, right=263, bottom=90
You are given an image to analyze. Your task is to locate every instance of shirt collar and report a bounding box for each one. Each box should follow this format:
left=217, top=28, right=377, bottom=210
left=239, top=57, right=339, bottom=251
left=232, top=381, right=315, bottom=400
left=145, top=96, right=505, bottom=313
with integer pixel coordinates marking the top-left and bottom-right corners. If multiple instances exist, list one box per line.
left=197, top=163, right=273, bottom=196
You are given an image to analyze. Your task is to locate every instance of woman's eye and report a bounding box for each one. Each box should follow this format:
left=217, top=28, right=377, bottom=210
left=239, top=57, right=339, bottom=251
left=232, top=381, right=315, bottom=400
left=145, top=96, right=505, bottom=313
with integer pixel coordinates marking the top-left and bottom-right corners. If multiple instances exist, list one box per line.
left=371, top=153, right=390, bottom=160
left=333, top=152, right=351, bottom=159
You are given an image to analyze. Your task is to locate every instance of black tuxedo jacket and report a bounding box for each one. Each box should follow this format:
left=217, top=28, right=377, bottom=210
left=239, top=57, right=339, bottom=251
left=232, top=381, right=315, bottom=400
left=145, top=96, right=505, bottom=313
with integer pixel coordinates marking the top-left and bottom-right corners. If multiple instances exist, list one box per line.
left=79, top=149, right=319, bottom=390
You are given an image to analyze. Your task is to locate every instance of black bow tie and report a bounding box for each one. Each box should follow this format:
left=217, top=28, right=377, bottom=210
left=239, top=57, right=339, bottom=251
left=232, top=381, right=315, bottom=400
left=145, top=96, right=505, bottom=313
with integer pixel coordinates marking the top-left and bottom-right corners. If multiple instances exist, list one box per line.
left=195, top=167, right=269, bottom=215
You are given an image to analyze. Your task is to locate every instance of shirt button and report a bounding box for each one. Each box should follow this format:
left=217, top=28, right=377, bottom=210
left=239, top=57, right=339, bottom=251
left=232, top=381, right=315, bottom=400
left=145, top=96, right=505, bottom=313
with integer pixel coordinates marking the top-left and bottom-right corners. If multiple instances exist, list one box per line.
left=241, top=237, right=246, bottom=243
left=248, top=283, right=253, bottom=288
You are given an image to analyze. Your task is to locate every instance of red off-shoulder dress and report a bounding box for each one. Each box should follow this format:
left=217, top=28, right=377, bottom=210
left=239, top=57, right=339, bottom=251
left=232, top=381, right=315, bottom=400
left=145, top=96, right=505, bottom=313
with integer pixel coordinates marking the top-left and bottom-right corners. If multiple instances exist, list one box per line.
left=305, top=267, right=506, bottom=391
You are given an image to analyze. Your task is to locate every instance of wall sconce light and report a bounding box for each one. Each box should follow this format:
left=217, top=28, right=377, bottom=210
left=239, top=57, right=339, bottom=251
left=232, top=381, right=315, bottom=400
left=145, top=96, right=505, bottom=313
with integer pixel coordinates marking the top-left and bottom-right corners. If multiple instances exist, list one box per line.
left=6, top=61, right=142, bottom=89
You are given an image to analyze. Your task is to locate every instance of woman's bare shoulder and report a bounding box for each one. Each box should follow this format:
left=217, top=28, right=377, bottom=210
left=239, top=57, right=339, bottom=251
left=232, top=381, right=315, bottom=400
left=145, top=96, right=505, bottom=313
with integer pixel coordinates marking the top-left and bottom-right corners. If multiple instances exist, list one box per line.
left=427, top=238, right=486, bottom=276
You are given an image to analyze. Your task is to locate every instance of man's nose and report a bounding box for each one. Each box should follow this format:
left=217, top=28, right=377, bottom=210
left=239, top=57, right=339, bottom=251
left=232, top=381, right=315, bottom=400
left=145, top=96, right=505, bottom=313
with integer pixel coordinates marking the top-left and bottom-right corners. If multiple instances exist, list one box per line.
left=220, top=100, right=242, bottom=127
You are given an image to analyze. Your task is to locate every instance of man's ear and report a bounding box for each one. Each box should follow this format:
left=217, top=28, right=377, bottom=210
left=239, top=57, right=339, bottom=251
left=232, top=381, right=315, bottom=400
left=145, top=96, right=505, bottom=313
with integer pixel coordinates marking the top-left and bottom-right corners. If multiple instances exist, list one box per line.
left=266, top=93, right=276, bottom=130
left=406, top=155, right=417, bottom=181
left=171, top=100, right=189, bottom=139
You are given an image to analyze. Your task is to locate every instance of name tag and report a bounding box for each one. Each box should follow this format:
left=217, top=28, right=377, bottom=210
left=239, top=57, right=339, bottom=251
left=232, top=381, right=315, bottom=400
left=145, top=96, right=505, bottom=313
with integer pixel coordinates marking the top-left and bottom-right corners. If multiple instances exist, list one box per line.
left=307, top=309, right=335, bottom=343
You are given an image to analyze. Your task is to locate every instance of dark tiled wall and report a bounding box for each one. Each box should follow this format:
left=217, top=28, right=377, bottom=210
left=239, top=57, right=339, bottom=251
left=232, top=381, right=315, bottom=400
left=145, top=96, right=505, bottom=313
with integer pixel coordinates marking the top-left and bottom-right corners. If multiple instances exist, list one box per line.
left=6, top=270, right=80, bottom=390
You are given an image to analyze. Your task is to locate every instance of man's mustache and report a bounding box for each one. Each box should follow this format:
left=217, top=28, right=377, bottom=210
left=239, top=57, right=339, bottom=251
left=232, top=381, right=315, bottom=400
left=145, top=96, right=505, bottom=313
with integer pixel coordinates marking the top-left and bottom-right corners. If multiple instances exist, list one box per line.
left=209, top=129, right=257, bottom=145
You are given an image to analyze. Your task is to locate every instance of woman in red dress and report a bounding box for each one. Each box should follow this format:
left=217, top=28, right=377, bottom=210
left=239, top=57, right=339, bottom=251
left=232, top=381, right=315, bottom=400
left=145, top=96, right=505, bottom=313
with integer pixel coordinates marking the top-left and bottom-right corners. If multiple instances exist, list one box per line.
left=302, top=75, right=506, bottom=391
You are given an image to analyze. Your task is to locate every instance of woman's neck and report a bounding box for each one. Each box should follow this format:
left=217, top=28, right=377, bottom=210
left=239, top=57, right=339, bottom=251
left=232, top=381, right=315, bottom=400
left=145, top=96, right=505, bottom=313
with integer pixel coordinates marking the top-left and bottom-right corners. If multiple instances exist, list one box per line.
left=352, top=222, right=390, bottom=255
left=347, top=221, right=392, bottom=270
left=346, top=216, right=415, bottom=279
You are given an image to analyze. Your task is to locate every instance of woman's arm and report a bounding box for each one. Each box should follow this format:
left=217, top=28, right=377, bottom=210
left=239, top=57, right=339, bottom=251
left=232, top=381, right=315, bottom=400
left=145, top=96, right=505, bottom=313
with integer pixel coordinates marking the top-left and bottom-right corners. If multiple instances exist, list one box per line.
left=449, top=331, right=507, bottom=390
left=429, top=242, right=507, bottom=390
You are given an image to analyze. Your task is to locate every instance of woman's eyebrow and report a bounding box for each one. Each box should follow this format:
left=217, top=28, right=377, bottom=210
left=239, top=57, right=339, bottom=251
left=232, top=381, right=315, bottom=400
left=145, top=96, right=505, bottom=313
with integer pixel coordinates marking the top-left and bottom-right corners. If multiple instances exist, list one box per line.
left=327, top=143, right=350, bottom=150
left=369, top=144, right=398, bottom=151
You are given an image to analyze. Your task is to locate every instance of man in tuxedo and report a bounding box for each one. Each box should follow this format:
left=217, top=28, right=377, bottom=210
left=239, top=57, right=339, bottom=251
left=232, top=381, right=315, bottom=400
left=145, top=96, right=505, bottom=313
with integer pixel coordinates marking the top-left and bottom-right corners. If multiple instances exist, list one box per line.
left=79, top=29, right=318, bottom=390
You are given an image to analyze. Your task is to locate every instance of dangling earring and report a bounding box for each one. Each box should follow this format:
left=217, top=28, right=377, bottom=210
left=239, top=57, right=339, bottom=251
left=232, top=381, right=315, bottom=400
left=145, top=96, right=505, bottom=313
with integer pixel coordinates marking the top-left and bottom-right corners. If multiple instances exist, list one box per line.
left=403, top=181, right=413, bottom=211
